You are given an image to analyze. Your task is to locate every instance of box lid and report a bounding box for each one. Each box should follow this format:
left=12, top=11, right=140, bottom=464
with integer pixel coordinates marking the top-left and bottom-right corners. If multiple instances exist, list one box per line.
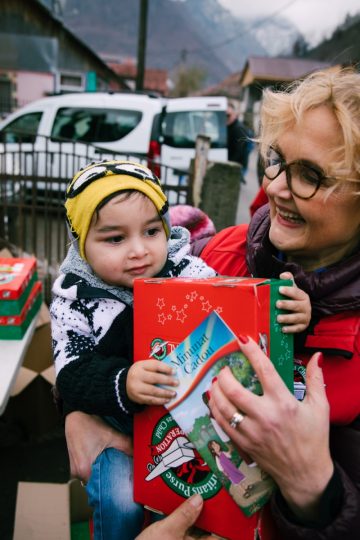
left=0, top=257, right=37, bottom=300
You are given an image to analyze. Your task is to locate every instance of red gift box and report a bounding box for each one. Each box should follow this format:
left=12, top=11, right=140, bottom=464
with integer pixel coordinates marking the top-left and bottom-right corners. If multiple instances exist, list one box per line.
left=0, top=281, right=42, bottom=339
left=133, top=277, right=293, bottom=540
left=0, top=257, right=37, bottom=301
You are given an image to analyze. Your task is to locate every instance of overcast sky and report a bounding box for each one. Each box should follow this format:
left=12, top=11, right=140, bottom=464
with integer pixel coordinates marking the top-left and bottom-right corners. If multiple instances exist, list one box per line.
left=218, top=0, right=360, bottom=45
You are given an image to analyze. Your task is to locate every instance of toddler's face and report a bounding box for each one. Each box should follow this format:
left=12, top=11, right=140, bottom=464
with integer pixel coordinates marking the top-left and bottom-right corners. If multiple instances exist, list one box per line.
left=84, top=192, right=168, bottom=288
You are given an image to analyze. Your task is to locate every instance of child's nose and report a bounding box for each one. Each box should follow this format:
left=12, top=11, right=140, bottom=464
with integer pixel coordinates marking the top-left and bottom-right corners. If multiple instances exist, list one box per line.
left=128, top=237, right=147, bottom=257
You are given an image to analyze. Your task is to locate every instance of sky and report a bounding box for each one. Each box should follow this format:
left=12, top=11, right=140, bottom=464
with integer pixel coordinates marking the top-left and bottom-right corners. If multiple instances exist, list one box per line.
left=218, top=0, right=360, bottom=45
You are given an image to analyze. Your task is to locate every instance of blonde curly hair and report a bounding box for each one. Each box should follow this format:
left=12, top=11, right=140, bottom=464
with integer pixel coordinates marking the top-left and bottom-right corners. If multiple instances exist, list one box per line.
left=259, top=68, right=360, bottom=185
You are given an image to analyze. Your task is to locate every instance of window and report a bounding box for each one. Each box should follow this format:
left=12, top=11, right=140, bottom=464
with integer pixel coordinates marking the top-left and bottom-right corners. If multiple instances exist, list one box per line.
left=57, top=72, right=85, bottom=92
left=162, top=110, right=226, bottom=149
left=50, top=107, right=143, bottom=143
left=0, top=112, right=42, bottom=143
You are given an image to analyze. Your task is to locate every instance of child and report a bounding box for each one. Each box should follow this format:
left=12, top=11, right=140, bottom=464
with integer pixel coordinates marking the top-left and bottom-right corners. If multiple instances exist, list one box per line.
left=51, top=160, right=216, bottom=540
left=51, top=160, right=311, bottom=540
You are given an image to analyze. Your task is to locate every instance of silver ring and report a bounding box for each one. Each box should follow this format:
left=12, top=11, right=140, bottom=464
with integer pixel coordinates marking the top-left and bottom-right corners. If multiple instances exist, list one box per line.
left=229, top=411, right=245, bottom=429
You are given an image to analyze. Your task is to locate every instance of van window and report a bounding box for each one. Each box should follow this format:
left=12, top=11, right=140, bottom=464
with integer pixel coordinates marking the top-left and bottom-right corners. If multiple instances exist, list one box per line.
left=51, top=107, right=142, bottom=143
left=162, top=110, right=226, bottom=149
left=0, top=112, right=42, bottom=143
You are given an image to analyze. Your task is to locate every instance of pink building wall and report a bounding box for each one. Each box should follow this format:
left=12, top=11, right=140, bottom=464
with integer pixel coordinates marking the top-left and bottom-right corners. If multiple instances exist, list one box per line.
left=16, top=71, right=55, bottom=109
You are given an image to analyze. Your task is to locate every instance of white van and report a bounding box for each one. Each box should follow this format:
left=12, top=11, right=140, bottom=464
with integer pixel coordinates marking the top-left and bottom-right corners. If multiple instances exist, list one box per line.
left=0, top=92, right=228, bottom=189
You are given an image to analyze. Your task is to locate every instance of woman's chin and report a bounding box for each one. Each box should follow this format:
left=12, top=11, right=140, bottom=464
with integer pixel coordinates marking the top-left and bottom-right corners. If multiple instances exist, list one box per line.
left=269, top=225, right=300, bottom=253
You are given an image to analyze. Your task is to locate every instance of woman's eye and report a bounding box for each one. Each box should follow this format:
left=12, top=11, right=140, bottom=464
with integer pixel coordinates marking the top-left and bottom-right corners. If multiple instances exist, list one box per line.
left=299, top=166, right=322, bottom=185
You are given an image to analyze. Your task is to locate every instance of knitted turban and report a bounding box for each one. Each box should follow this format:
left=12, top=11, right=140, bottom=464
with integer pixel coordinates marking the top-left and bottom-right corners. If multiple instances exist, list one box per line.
left=65, top=160, right=170, bottom=260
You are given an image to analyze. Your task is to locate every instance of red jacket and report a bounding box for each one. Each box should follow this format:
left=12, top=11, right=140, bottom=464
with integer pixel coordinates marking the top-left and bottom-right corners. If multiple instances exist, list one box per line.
left=201, top=219, right=360, bottom=539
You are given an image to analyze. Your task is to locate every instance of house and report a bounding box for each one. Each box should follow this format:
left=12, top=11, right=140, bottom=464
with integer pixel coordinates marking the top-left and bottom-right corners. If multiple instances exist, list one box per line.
left=106, top=57, right=168, bottom=96
left=239, top=56, right=338, bottom=132
left=0, top=0, right=129, bottom=116
left=194, top=72, right=242, bottom=101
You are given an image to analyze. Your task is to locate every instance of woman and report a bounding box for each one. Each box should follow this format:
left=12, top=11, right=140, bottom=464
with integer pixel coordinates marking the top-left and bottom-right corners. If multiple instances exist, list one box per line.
left=65, top=68, right=360, bottom=538
left=201, top=67, right=360, bottom=538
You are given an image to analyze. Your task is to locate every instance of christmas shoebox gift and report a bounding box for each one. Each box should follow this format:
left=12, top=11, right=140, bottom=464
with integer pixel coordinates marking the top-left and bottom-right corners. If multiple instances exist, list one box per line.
left=0, top=257, right=38, bottom=315
left=0, top=280, right=42, bottom=339
left=133, top=276, right=294, bottom=540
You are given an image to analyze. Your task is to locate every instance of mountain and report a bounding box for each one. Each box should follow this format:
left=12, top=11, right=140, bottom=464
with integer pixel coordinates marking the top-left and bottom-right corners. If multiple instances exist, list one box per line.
left=41, top=0, right=301, bottom=85
left=304, top=13, right=360, bottom=66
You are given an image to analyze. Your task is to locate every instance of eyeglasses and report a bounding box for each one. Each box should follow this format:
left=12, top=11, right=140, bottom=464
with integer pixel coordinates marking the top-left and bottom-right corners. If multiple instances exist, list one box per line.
left=263, top=148, right=334, bottom=200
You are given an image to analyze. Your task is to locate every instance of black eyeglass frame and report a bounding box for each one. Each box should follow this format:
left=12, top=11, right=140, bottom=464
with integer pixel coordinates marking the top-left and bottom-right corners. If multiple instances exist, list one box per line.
left=263, top=148, right=331, bottom=200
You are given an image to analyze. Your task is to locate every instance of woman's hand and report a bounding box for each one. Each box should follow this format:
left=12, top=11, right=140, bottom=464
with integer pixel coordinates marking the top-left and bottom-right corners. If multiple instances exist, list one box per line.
left=209, top=337, right=334, bottom=521
left=127, top=360, right=178, bottom=405
left=135, top=494, right=214, bottom=540
left=65, top=411, right=133, bottom=482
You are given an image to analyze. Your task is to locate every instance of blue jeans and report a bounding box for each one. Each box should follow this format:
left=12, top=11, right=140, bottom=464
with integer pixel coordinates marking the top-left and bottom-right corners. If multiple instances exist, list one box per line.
left=86, top=447, right=144, bottom=540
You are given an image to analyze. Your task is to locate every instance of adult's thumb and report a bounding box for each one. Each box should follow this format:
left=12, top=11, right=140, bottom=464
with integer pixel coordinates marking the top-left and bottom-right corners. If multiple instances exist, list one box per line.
left=168, top=494, right=204, bottom=531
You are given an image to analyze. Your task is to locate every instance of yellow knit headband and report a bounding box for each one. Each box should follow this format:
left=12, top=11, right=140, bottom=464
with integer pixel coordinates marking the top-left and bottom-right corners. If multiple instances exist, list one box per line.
left=65, top=160, right=170, bottom=260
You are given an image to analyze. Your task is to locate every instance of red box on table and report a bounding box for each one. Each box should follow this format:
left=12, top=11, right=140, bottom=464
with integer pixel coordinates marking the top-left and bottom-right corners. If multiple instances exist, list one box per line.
left=133, top=277, right=293, bottom=540
left=0, top=257, right=37, bottom=302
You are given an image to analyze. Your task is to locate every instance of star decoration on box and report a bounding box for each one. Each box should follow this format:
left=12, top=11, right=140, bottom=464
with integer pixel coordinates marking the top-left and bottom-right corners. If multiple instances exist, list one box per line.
left=158, top=312, right=167, bottom=325
left=156, top=298, right=165, bottom=310
left=176, top=309, right=187, bottom=323
left=201, top=300, right=213, bottom=313
left=186, top=291, right=198, bottom=302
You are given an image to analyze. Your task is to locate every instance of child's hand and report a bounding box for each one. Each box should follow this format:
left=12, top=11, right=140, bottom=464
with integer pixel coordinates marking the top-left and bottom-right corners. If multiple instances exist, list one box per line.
left=127, top=360, right=178, bottom=405
left=276, top=272, right=311, bottom=334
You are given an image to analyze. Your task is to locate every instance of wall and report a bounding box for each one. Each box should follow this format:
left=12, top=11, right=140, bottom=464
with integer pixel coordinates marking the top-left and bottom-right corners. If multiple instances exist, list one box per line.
left=16, top=71, right=54, bottom=108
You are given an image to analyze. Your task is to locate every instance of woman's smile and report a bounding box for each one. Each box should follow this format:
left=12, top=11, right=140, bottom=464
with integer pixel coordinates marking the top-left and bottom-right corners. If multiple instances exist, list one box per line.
left=275, top=205, right=305, bottom=226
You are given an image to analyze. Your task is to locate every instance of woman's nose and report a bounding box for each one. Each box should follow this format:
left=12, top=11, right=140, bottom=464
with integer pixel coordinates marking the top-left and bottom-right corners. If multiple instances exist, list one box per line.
left=263, top=170, right=291, bottom=198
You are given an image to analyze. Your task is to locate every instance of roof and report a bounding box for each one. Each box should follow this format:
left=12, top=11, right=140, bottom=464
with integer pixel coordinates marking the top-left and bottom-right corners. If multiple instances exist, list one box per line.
left=240, top=56, right=335, bottom=85
left=20, top=0, right=129, bottom=88
left=194, top=72, right=241, bottom=99
left=109, top=60, right=168, bottom=96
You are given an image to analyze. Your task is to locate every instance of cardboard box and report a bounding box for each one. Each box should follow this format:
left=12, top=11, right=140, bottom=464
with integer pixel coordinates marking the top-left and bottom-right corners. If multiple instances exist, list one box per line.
left=13, top=479, right=92, bottom=540
left=0, top=281, right=42, bottom=339
left=2, top=303, right=60, bottom=439
left=133, top=276, right=293, bottom=540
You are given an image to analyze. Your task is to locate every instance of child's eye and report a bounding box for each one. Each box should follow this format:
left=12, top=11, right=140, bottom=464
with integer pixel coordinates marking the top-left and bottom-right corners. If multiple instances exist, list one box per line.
left=145, top=227, right=161, bottom=237
left=105, top=235, right=124, bottom=244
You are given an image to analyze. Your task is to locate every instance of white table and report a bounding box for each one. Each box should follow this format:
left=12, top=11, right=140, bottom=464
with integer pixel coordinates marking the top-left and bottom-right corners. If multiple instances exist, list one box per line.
left=0, top=318, right=37, bottom=415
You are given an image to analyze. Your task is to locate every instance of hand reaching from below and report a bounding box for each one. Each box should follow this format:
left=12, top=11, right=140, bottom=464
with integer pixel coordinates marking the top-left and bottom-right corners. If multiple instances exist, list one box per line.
left=135, top=494, right=214, bottom=540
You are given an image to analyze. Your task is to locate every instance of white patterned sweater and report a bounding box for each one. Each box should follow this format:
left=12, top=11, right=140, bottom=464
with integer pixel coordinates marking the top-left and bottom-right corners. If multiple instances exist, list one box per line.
left=51, top=226, right=216, bottom=421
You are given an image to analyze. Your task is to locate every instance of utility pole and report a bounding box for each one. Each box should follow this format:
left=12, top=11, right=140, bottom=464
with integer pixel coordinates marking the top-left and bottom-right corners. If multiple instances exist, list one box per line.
left=136, top=0, right=148, bottom=91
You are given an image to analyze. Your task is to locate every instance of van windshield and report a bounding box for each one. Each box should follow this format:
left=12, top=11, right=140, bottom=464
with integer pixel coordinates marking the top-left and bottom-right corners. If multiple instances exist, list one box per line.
left=0, top=112, right=42, bottom=143
left=161, top=110, right=226, bottom=149
left=51, top=107, right=142, bottom=143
